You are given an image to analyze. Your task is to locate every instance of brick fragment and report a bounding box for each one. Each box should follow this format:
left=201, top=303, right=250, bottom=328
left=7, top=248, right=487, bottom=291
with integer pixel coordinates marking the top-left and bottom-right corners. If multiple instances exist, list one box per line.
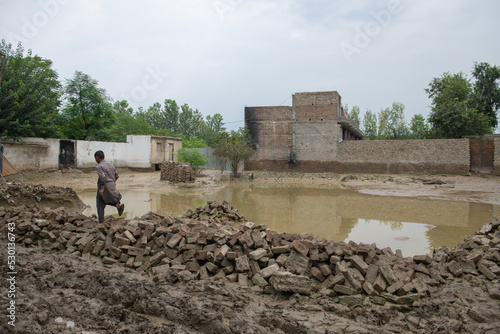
left=321, top=274, right=345, bottom=289
left=123, top=230, right=136, bottom=243
left=334, top=284, right=357, bottom=296
left=379, top=264, right=398, bottom=285
left=350, top=255, right=368, bottom=275
left=102, top=257, right=117, bottom=265
left=269, top=271, right=311, bottom=295
left=478, top=264, right=496, bottom=280
left=216, top=245, right=230, bottom=261
left=291, top=240, right=309, bottom=256
left=386, top=280, right=405, bottom=294
left=311, top=267, right=326, bottom=282
left=167, top=233, right=183, bottom=248
left=373, top=274, right=387, bottom=293
left=248, top=248, right=267, bottom=261
left=260, top=263, right=280, bottom=279
left=235, top=255, right=250, bottom=272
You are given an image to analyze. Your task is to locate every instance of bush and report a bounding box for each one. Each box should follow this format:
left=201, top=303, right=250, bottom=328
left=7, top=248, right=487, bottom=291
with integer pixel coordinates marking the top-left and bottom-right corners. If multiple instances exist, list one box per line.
left=176, top=148, right=208, bottom=175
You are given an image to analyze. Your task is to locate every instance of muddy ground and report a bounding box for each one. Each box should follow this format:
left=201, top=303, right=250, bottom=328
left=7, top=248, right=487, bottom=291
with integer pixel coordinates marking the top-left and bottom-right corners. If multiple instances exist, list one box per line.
left=1, top=169, right=500, bottom=333
left=12, top=167, right=500, bottom=205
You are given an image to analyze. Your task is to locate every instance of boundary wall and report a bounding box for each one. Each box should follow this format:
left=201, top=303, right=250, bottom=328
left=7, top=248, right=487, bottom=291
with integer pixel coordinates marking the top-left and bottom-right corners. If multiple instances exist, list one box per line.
left=494, top=138, right=500, bottom=175
left=246, top=138, right=471, bottom=175
left=2, top=135, right=181, bottom=172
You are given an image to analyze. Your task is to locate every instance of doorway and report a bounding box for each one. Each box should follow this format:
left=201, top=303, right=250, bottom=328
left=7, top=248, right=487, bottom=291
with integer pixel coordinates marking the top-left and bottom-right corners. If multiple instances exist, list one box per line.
left=59, top=140, right=75, bottom=169
left=469, top=139, right=493, bottom=173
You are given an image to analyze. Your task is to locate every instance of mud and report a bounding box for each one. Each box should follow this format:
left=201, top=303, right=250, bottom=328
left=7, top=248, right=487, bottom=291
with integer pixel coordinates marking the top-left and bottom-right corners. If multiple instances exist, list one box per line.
left=0, top=182, right=84, bottom=209
left=1, top=171, right=500, bottom=333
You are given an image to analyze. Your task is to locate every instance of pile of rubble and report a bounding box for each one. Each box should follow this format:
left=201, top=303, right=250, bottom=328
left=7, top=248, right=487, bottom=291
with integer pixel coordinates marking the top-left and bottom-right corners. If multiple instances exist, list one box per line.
left=160, top=162, right=195, bottom=183
left=1, top=202, right=499, bottom=306
left=182, top=200, right=248, bottom=223
left=0, top=182, right=84, bottom=208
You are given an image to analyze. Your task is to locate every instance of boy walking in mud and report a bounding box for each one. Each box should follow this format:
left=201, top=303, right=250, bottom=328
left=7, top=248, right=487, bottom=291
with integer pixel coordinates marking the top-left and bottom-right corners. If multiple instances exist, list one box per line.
left=94, top=150, right=124, bottom=222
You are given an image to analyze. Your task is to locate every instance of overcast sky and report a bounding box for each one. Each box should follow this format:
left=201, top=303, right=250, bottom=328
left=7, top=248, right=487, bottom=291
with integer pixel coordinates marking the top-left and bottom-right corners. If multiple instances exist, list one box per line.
left=1, top=0, right=499, bottom=131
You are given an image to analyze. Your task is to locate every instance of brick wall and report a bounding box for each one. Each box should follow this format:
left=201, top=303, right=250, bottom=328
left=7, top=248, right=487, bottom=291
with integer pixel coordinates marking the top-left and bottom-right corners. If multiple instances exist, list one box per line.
left=494, top=138, right=500, bottom=175
left=245, top=106, right=293, bottom=161
left=246, top=139, right=471, bottom=175
left=335, top=139, right=470, bottom=174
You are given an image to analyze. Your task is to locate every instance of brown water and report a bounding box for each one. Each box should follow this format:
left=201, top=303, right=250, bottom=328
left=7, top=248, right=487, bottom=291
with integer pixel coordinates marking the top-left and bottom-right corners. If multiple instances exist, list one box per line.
left=78, top=183, right=499, bottom=257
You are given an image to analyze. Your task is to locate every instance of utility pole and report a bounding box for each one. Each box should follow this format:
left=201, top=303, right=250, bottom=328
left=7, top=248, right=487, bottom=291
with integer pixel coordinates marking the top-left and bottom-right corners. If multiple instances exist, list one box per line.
left=0, top=51, right=6, bottom=84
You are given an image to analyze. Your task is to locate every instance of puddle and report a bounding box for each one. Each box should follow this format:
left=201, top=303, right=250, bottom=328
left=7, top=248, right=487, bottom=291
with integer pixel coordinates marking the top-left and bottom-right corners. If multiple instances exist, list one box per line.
left=78, top=183, right=499, bottom=257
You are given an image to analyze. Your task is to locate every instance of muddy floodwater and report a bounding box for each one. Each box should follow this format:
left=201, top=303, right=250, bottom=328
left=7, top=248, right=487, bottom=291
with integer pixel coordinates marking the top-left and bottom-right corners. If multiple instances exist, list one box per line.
left=78, top=183, right=499, bottom=257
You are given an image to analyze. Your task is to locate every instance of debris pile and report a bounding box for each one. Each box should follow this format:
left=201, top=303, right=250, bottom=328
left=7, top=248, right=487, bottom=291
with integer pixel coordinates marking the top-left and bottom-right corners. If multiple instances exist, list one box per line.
left=182, top=200, right=248, bottom=223
left=0, top=182, right=84, bottom=208
left=1, top=203, right=499, bottom=306
left=160, top=162, right=195, bottom=183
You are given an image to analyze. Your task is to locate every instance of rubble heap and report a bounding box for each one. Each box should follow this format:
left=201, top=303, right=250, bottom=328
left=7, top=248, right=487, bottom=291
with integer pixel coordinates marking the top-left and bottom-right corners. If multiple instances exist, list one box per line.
left=182, top=200, right=248, bottom=224
left=1, top=203, right=499, bottom=306
left=160, top=162, right=195, bottom=183
left=0, top=182, right=84, bottom=208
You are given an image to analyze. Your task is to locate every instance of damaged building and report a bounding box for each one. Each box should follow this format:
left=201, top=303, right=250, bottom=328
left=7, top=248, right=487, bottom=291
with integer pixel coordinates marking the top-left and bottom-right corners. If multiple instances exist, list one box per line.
left=245, top=91, right=364, bottom=172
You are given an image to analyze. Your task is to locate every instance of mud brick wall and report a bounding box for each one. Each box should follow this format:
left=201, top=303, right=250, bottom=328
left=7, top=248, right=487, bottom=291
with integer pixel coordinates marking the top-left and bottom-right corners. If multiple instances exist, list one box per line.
left=494, top=138, right=500, bottom=176
left=336, top=139, right=470, bottom=175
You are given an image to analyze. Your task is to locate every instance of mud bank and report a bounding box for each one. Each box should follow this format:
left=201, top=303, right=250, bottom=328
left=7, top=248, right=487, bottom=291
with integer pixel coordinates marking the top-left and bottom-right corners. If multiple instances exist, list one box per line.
left=1, top=199, right=500, bottom=333
left=0, top=182, right=84, bottom=209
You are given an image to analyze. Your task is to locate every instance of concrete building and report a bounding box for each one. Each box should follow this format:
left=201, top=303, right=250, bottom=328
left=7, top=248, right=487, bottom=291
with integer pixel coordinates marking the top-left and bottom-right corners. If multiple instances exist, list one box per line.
left=2, top=135, right=182, bottom=171
left=245, top=91, right=363, bottom=171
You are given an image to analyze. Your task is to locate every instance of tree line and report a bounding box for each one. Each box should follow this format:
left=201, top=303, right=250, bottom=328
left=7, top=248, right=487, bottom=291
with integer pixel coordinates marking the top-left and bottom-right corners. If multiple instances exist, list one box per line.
left=346, top=62, right=500, bottom=140
left=0, top=40, right=226, bottom=148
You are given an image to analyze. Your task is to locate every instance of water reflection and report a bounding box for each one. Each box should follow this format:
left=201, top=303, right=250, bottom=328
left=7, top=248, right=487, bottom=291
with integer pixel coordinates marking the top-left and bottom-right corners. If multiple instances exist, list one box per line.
left=78, top=183, right=498, bottom=257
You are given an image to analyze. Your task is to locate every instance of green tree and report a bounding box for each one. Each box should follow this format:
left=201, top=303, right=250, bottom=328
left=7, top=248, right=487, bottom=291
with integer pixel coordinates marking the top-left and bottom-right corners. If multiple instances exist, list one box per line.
left=426, top=72, right=492, bottom=138
left=137, top=102, right=168, bottom=130
left=378, top=103, right=408, bottom=140
left=362, top=109, right=377, bottom=140
left=471, top=62, right=500, bottom=129
left=164, top=99, right=180, bottom=133
left=200, top=113, right=226, bottom=147
left=108, top=100, right=156, bottom=142
left=0, top=40, right=62, bottom=139
left=182, top=136, right=208, bottom=148
left=58, top=71, right=114, bottom=140
left=214, top=127, right=253, bottom=177
left=409, top=114, right=429, bottom=139
left=176, top=148, right=209, bottom=175
left=178, top=103, right=204, bottom=138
